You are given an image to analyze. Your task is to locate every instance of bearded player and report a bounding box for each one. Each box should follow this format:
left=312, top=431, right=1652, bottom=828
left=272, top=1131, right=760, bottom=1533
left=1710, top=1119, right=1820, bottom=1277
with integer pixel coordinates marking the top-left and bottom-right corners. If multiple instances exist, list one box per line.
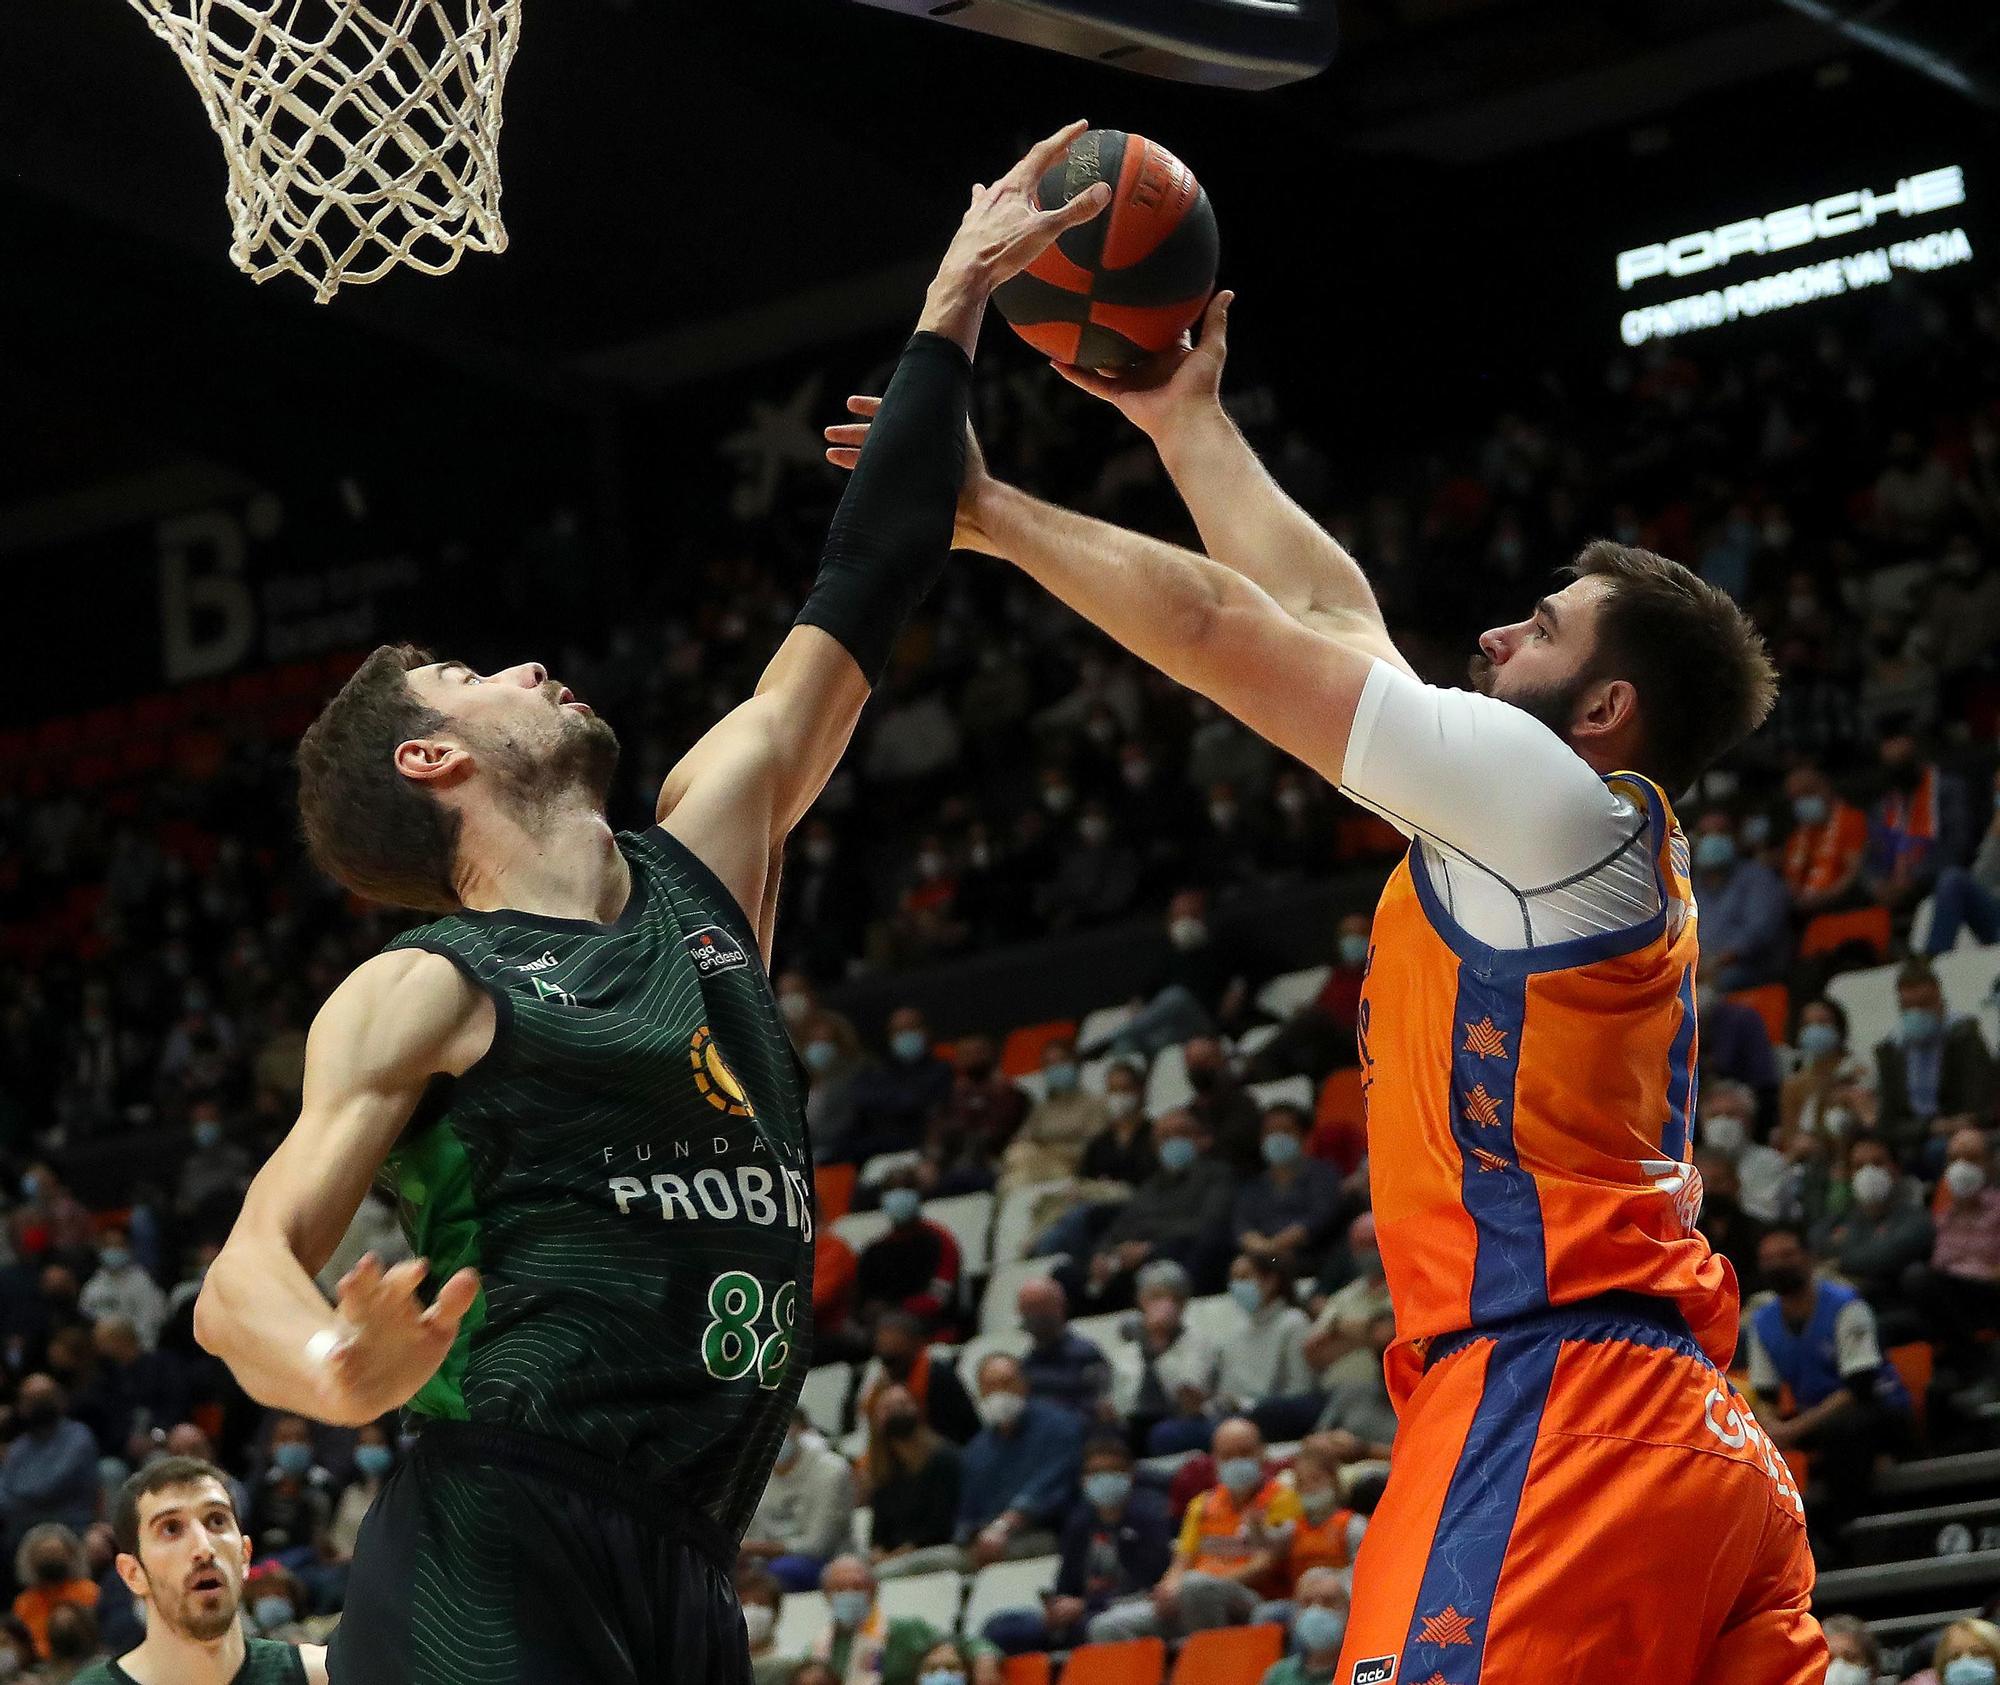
left=191, top=127, right=1110, bottom=1685
left=829, top=292, right=1823, bottom=1681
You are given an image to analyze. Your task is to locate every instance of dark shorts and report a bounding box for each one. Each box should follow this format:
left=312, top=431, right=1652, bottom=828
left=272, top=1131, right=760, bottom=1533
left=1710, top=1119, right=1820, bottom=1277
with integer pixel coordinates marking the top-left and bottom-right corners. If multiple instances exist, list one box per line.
left=328, top=1422, right=751, bottom=1685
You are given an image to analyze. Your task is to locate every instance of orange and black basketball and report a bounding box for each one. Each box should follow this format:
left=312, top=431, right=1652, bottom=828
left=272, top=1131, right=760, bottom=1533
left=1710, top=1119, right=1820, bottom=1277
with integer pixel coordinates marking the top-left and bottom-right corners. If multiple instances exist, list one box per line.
left=994, top=128, right=1219, bottom=372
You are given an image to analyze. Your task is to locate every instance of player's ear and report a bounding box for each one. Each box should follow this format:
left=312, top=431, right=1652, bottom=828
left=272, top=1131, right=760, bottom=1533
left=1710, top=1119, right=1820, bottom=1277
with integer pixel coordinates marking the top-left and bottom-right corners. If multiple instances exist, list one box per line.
left=1577, top=677, right=1637, bottom=743
left=113, top=1549, right=149, bottom=1600
left=394, top=736, right=473, bottom=786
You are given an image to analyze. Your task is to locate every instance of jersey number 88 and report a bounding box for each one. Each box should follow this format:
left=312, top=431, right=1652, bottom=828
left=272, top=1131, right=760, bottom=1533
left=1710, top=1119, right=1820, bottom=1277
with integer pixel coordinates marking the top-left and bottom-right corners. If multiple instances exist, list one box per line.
left=701, top=1271, right=796, bottom=1389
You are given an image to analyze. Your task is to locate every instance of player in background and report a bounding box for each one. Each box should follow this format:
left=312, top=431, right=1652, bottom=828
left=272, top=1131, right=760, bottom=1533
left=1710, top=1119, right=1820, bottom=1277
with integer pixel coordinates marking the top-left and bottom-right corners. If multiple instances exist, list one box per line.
left=828, top=290, right=1823, bottom=1681
left=189, top=126, right=1109, bottom=1685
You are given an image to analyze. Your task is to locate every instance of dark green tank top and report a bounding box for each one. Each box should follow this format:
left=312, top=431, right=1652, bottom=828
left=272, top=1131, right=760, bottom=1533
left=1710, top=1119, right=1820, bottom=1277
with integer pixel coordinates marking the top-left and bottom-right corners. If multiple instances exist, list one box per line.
left=378, top=826, right=814, bottom=1538
left=86, top=1636, right=309, bottom=1684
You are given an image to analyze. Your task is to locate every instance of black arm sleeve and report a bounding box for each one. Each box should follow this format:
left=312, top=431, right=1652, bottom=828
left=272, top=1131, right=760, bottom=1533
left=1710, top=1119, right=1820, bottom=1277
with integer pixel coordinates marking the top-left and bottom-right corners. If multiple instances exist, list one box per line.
left=794, top=331, right=971, bottom=686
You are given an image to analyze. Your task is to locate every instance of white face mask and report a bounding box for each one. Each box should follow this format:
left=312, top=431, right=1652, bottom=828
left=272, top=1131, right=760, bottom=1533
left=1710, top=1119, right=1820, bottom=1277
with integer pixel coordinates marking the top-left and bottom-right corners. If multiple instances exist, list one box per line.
left=1168, top=917, right=1208, bottom=951
left=1825, top=1661, right=1871, bottom=1685
left=978, top=1391, right=1025, bottom=1430
left=1105, top=1092, right=1140, bottom=1119
left=1850, top=1165, right=1894, bottom=1209
left=1701, top=1115, right=1748, bottom=1158
left=1946, top=1159, right=1988, bottom=1200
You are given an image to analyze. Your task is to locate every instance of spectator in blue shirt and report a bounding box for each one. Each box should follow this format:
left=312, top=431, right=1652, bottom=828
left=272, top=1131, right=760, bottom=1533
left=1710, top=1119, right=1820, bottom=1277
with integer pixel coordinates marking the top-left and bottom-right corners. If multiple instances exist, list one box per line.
left=982, top=1436, right=1174, bottom=1656
left=957, top=1354, right=1083, bottom=1569
left=1017, top=1279, right=1111, bottom=1423
left=0, top=1375, right=99, bottom=1560
left=1691, top=813, right=1791, bottom=991
left=1233, top=1105, right=1346, bottom=1278
left=844, top=1006, right=955, bottom=1165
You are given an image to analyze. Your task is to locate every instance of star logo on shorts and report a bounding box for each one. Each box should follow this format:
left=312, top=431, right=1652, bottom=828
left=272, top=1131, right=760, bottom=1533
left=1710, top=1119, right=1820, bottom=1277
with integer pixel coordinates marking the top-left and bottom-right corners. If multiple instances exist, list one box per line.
left=1462, top=1018, right=1509, bottom=1060
left=1462, top=1084, right=1504, bottom=1129
left=1470, top=1146, right=1512, bottom=1173
left=1417, top=1606, right=1475, bottom=1647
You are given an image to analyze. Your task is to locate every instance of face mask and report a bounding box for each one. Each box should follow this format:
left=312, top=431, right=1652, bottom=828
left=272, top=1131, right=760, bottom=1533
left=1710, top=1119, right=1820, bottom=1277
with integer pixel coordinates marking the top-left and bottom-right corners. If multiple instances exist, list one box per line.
left=1276, top=787, right=1307, bottom=817
left=1157, top=1137, right=1197, bottom=1173
left=1797, top=1022, right=1840, bottom=1059
left=804, top=1040, right=839, bottom=1073
left=979, top=1391, right=1025, bottom=1430
left=1763, top=1263, right=1810, bottom=1295
left=1293, top=1605, right=1347, bottom=1655
left=1821, top=1105, right=1856, bottom=1138
left=1694, top=834, right=1735, bottom=872
left=882, top=1411, right=921, bottom=1443
left=1901, top=1008, right=1942, bottom=1044
left=1122, top=759, right=1152, bottom=789
left=1079, top=818, right=1111, bottom=847
left=1042, top=785, right=1075, bottom=815
left=272, top=1442, right=313, bottom=1479
left=0, top=1645, right=21, bottom=1681
left=1945, top=1661, right=1998, bottom=1685
left=779, top=992, right=811, bottom=1026
left=1217, top=1457, right=1262, bottom=1498
left=1298, top=1489, right=1338, bottom=1525
left=99, top=1248, right=130, bottom=1273
left=882, top=1188, right=922, bottom=1225
left=968, top=844, right=993, bottom=871
left=194, top=1121, right=224, bottom=1150
left=1791, top=794, right=1828, bottom=827
left=1824, top=1662, right=1870, bottom=1685
left=354, top=1445, right=394, bottom=1480
left=1229, top=1280, right=1265, bottom=1315
left=1168, top=917, right=1208, bottom=951
left=919, top=1673, right=966, bottom=1685
left=1043, top=1062, right=1079, bottom=1095
left=19, top=1174, right=41, bottom=1203
left=1338, top=933, right=1369, bottom=968
left=1701, top=1115, right=1747, bottom=1158
left=1850, top=1165, right=1894, bottom=1209
left=1087, top=716, right=1118, bottom=746
left=1083, top=1471, right=1132, bottom=1510
left=1261, top=1133, right=1302, bottom=1169
left=1208, top=803, right=1238, bottom=829
left=916, top=852, right=947, bottom=881
left=742, top=1604, right=776, bottom=1647
left=1946, top=1160, right=1988, bottom=1200
left=891, top=1029, right=929, bottom=1064
left=829, top=1590, right=873, bottom=1629
left=1696, top=984, right=1720, bottom=1021
left=252, top=1597, right=294, bottom=1632
left=805, top=839, right=836, bottom=868
left=1105, top=1092, right=1140, bottom=1120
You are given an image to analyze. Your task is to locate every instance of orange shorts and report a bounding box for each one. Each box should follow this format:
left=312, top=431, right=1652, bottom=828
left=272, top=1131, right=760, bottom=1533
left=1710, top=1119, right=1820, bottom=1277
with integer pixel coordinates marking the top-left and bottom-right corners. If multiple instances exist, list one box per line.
left=1337, top=1295, right=1824, bottom=1685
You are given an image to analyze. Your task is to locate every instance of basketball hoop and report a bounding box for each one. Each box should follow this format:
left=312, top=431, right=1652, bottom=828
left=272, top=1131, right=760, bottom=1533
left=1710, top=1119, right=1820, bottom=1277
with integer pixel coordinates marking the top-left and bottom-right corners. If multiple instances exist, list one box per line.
left=125, top=1, right=524, bottom=303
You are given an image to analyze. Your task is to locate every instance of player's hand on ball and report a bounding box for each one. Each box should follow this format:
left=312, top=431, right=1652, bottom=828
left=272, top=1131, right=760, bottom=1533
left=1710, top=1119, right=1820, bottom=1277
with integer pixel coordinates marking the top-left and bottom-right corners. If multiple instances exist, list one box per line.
left=315, top=1253, right=480, bottom=1426
left=824, top=400, right=994, bottom=551
left=1054, top=289, right=1233, bottom=441
left=940, top=120, right=1113, bottom=294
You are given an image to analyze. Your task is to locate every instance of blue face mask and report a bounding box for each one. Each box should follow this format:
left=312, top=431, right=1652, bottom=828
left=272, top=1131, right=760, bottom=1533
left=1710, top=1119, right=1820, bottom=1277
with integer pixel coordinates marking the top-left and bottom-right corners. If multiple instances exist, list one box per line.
left=1157, top=1137, right=1197, bottom=1173
left=19, top=1174, right=40, bottom=1203
left=891, top=1029, right=929, bottom=1064
left=1043, top=1062, right=1079, bottom=1095
left=918, top=1672, right=966, bottom=1685
left=1293, top=1605, right=1347, bottom=1655
left=1694, top=833, right=1736, bottom=872
left=1791, top=794, right=1828, bottom=826
left=272, top=1443, right=313, bottom=1479
left=1741, top=813, right=1772, bottom=848
left=251, top=1596, right=294, bottom=1632
left=1229, top=1280, right=1265, bottom=1314
left=1797, top=1022, right=1840, bottom=1059
left=804, top=1040, right=839, bottom=1073
left=1217, top=1456, right=1262, bottom=1497
left=881, top=1188, right=922, bottom=1225
left=193, top=1121, right=224, bottom=1151
left=1082, top=1471, right=1131, bottom=1510
left=829, top=1590, right=872, bottom=1630
left=98, top=1456, right=131, bottom=1492
left=99, top=1248, right=130, bottom=1273
left=353, top=1445, right=394, bottom=1480
left=1338, top=932, right=1369, bottom=969
left=1261, top=1133, right=1301, bottom=1168
left=1901, top=1008, right=1942, bottom=1044
left=1945, top=1659, right=1998, bottom=1685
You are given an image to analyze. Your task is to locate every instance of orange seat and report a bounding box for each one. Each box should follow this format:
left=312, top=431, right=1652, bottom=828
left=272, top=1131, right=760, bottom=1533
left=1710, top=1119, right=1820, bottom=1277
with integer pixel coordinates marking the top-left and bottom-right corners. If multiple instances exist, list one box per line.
left=1310, top=1067, right=1367, bottom=1173
left=1060, top=1638, right=1165, bottom=1685
left=1728, top=983, right=1790, bottom=1046
left=1168, top=1623, right=1284, bottom=1685
left=815, top=1163, right=857, bottom=1226
left=1799, top=905, right=1891, bottom=962
left=1888, top=1341, right=1934, bottom=1434
left=1001, top=1019, right=1079, bottom=1079
left=1003, top=1656, right=1052, bottom=1685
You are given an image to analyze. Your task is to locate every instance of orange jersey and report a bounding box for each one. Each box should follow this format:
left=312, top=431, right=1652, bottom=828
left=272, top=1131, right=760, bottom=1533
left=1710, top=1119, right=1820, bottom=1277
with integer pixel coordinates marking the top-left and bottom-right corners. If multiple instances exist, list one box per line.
left=1360, top=771, right=1737, bottom=1407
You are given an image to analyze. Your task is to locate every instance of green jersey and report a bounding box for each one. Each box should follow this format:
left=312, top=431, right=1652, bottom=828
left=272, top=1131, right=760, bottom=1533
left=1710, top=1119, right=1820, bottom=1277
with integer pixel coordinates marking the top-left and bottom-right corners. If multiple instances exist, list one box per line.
left=78, top=1636, right=309, bottom=1685
left=379, top=825, right=814, bottom=1539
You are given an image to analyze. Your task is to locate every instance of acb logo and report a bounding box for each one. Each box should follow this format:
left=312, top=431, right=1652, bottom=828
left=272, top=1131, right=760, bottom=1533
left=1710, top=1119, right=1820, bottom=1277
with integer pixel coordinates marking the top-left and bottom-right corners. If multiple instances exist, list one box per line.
left=690, top=1025, right=755, bottom=1118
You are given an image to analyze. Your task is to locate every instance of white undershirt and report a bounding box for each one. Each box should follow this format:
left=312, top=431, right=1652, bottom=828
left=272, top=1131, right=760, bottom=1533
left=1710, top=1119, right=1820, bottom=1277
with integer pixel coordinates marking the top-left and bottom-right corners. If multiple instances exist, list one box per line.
left=1339, top=661, right=1663, bottom=952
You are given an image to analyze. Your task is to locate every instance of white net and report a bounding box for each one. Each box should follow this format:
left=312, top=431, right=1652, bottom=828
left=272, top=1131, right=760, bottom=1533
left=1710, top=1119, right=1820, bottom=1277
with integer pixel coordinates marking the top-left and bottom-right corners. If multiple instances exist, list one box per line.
left=126, top=1, right=524, bottom=303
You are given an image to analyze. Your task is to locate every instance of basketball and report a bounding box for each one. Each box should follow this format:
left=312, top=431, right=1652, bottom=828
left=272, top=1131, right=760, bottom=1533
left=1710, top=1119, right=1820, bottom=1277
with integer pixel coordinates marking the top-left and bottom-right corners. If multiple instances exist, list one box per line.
left=993, top=128, right=1219, bottom=371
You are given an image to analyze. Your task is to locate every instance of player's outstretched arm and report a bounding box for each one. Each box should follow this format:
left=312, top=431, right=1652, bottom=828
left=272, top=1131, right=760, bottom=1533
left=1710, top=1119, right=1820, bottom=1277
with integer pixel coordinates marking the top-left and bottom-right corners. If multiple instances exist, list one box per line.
left=194, top=950, right=488, bottom=1426
left=1056, top=294, right=1414, bottom=675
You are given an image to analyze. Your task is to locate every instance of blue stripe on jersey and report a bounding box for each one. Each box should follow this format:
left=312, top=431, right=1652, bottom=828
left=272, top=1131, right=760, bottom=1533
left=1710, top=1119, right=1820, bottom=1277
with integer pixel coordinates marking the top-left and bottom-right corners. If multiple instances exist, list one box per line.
left=1450, top=967, right=1547, bottom=1324
left=1400, top=1331, right=1562, bottom=1681
left=1661, top=965, right=1699, bottom=1160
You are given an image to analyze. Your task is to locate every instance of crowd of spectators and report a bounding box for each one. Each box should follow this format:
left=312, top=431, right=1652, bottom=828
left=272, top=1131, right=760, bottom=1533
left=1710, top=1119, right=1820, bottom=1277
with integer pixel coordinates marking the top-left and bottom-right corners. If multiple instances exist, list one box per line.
left=0, top=264, right=1995, bottom=1677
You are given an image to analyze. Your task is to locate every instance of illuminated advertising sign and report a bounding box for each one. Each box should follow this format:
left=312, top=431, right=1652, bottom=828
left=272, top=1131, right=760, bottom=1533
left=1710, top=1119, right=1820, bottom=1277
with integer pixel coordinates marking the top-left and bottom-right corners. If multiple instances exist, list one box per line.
left=1613, top=165, right=1974, bottom=346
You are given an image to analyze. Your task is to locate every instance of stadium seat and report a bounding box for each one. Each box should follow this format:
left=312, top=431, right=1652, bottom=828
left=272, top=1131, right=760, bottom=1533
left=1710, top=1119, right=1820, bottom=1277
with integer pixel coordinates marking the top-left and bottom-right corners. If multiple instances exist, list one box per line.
left=1256, top=966, right=1331, bottom=1020
left=1001, top=1655, right=1052, bottom=1685
left=1014, top=1069, right=1049, bottom=1105
left=833, top=1210, right=892, bottom=1253
left=775, top=1590, right=831, bottom=1657
left=1077, top=1003, right=1138, bottom=1050
left=1069, top=1310, right=1129, bottom=1353
left=1248, top=1074, right=1313, bottom=1115
left=1061, top=1636, right=1166, bottom=1685
left=1887, top=1342, right=1934, bottom=1434
left=1234, top=1023, right=1281, bottom=1059
left=1827, top=962, right=1899, bottom=1062
left=1934, top=944, right=2000, bottom=1019
left=981, top=1256, right=1065, bottom=1337
left=1168, top=1622, right=1284, bottom=1685
left=875, top=1567, right=965, bottom=1627
left=1002, top=1019, right=1079, bottom=1078
left=924, top=1191, right=996, bottom=1275
left=961, top=1554, right=1060, bottom=1634
left=1146, top=1044, right=1193, bottom=1115
left=1081, top=1050, right=1141, bottom=1093
left=853, top=1504, right=873, bottom=1551
left=1184, top=1294, right=1238, bottom=1346
left=1728, top=982, right=1790, bottom=1046
left=1800, top=905, right=1891, bottom=963
left=858, top=1150, right=923, bottom=1190
left=798, top=1363, right=853, bottom=1438
left=815, top=1162, right=857, bottom=1225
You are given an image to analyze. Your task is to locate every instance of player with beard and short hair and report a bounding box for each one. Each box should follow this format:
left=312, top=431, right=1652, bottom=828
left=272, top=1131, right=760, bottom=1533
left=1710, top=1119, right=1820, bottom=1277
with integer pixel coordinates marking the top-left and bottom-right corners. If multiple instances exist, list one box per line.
left=189, top=124, right=1111, bottom=1685
left=828, top=283, right=1822, bottom=1680
left=71, top=1456, right=323, bottom=1685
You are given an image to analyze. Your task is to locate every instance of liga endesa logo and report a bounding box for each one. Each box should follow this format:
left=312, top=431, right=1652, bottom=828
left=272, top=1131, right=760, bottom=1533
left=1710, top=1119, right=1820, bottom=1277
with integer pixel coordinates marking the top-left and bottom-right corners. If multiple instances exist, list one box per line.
left=1616, top=165, right=1965, bottom=291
